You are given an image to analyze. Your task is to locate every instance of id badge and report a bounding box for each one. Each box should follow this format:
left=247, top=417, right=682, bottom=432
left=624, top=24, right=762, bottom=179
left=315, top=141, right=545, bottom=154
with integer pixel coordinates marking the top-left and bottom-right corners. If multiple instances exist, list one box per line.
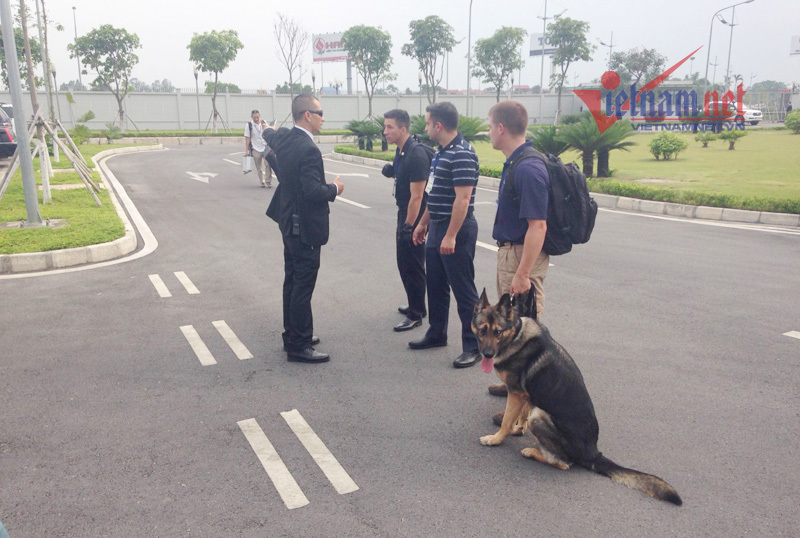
left=425, top=171, right=434, bottom=194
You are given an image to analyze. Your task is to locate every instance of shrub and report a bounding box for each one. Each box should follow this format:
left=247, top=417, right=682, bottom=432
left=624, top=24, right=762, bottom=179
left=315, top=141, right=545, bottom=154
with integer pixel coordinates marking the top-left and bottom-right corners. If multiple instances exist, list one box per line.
left=457, top=116, right=489, bottom=143
left=527, top=125, right=569, bottom=156
left=560, top=111, right=591, bottom=124
left=694, top=132, right=717, bottom=148
left=785, top=110, right=800, bottom=134
left=103, top=123, right=123, bottom=141
left=717, top=129, right=746, bottom=150
left=648, top=132, right=689, bottom=160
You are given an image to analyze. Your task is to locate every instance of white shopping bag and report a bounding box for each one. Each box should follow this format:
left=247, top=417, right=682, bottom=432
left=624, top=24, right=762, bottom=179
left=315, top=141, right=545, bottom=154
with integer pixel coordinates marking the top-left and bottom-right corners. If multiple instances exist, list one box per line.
left=242, top=155, right=254, bottom=174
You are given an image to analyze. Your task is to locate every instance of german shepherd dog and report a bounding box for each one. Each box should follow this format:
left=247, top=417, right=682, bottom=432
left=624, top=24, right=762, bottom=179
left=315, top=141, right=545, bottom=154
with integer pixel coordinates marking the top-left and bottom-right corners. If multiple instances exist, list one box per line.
left=472, top=290, right=682, bottom=506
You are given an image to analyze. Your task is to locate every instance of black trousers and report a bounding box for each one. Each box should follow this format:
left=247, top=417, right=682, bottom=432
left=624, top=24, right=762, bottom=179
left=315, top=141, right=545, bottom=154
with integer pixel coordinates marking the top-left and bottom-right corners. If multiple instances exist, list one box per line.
left=282, top=234, right=321, bottom=352
left=396, top=209, right=427, bottom=320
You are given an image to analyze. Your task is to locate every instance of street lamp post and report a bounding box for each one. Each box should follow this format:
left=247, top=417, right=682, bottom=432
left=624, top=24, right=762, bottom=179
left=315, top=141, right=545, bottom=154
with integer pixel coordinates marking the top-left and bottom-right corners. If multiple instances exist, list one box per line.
left=703, top=0, right=754, bottom=97
left=597, top=31, right=614, bottom=68
left=537, top=1, right=566, bottom=124
left=72, top=6, right=82, bottom=87
left=466, top=0, right=474, bottom=116
left=51, top=63, right=62, bottom=121
left=418, top=71, right=423, bottom=115
left=193, top=65, right=201, bottom=130
left=311, top=69, right=316, bottom=97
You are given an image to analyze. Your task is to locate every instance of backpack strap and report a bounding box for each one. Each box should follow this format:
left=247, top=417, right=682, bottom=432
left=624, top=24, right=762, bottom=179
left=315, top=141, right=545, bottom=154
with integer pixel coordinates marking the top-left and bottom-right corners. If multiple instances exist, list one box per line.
left=504, top=146, right=546, bottom=203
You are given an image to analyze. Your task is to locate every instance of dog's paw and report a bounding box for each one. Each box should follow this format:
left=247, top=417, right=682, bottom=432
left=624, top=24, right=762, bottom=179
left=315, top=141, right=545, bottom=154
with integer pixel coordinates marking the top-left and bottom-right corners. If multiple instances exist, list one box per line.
left=480, top=434, right=504, bottom=446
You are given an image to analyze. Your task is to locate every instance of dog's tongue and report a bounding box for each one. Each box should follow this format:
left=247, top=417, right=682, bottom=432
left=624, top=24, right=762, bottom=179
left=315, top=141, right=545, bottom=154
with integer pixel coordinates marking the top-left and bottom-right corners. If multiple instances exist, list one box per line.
left=480, top=356, right=494, bottom=373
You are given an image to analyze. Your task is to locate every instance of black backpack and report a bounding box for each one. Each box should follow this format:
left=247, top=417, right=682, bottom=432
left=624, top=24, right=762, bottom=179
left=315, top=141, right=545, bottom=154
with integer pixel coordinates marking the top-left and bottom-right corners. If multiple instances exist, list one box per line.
left=505, top=146, right=598, bottom=256
left=410, top=134, right=436, bottom=161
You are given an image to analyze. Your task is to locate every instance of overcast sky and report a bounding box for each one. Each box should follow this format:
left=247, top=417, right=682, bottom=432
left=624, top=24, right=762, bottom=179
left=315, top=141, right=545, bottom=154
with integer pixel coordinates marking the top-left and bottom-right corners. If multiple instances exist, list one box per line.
left=39, top=0, right=800, bottom=95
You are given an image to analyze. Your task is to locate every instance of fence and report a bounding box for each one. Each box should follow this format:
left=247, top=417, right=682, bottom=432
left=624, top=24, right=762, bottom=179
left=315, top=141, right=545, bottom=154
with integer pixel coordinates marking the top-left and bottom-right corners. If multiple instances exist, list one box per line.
left=0, top=89, right=586, bottom=131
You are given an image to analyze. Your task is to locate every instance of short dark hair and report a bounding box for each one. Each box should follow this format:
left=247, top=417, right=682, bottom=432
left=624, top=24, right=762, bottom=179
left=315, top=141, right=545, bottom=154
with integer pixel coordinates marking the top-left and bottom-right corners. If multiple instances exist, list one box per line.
left=292, top=94, right=319, bottom=121
left=383, top=109, right=410, bottom=130
left=251, top=109, right=260, bottom=115
left=488, top=100, right=528, bottom=135
left=425, top=101, right=459, bottom=131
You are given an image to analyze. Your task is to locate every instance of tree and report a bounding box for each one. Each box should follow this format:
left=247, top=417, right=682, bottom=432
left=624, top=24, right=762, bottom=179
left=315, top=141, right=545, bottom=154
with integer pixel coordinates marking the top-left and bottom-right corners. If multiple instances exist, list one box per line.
left=274, top=13, right=308, bottom=102
left=69, top=25, right=140, bottom=131
left=472, top=27, right=527, bottom=103
left=0, top=26, right=42, bottom=89
left=750, top=80, right=787, bottom=92
left=274, top=82, right=311, bottom=95
left=402, top=15, right=456, bottom=104
left=556, top=119, right=604, bottom=176
left=595, top=120, right=636, bottom=177
left=608, top=47, right=667, bottom=89
left=205, top=81, right=241, bottom=94
left=527, top=125, right=569, bottom=156
left=546, top=17, right=593, bottom=124
left=129, top=77, right=151, bottom=92
left=342, top=25, right=393, bottom=117
left=188, top=29, right=243, bottom=133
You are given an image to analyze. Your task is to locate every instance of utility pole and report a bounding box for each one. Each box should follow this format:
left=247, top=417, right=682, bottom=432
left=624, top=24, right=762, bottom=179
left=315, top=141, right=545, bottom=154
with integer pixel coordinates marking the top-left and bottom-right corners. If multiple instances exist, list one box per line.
left=72, top=6, right=82, bottom=87
left=0, top=0, right=41, bottom=225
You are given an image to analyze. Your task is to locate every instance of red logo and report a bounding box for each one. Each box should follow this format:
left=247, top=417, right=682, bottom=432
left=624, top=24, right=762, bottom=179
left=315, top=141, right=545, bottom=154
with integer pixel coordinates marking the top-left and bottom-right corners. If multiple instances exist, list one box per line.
left=315, top=38, right=325, bottom=54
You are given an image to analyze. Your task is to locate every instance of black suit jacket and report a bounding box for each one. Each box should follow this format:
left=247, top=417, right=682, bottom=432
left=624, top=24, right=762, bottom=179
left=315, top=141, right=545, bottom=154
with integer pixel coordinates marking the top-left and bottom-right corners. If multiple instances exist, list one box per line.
left=264, top=127, right=338, bottom=246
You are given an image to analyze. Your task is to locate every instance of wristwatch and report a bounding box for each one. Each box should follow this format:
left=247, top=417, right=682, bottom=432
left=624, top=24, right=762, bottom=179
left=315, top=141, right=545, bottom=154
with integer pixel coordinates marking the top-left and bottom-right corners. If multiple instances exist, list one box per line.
left=402, top=222, right=414, bottom=232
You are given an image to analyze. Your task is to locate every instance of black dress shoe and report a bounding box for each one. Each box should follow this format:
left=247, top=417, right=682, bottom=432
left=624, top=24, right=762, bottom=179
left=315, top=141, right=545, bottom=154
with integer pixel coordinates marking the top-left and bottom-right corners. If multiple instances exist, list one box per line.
left=287, top=347, right=330, bottom=363
left=284, top=336, right=320, bottom=351
left=453, top=352, right=480, bottom=368
left=488, top=383, right=508, bottom=397
left=408, top=336, right=447, bottom=350
left=394, top=317, right=422, bottom=332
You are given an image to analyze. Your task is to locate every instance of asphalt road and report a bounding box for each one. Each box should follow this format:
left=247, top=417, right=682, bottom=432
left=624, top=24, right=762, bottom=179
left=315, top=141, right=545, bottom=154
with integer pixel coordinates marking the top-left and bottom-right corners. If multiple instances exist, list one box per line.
left=1, top=143, right=799, bottom=537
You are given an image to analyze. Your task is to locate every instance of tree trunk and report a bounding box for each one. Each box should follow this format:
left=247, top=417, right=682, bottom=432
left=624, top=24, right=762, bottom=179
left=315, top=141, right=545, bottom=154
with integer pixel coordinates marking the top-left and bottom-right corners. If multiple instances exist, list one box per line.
left=582, top=150, right=594, bottom=177
left=496, top=89, right=501, bottom=103
left=597, top=149, right=610, bottom=177
left=116, top=95, right=126, bottom=133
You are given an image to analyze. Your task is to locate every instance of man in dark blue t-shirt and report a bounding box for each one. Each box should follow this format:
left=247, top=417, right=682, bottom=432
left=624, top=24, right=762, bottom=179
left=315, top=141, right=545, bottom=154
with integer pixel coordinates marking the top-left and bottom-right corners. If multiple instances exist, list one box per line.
left=487, top=100, right=550, bottom=399
left=383, top=109, right=429, bottom=331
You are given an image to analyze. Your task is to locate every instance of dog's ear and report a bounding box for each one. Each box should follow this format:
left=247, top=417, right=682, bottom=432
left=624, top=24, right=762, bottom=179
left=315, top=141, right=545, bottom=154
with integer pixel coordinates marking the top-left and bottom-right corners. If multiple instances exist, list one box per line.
left=474, top=288, right=490, bottom=313
left=497, top=293, right=514, bottom=319
left=515, top=290, right=536, bottom=318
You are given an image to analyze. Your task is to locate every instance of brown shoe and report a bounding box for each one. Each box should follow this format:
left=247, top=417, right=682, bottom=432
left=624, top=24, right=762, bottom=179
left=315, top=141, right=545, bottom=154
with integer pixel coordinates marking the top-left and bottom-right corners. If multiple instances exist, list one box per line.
left=488, top=383, right=508, bottom=397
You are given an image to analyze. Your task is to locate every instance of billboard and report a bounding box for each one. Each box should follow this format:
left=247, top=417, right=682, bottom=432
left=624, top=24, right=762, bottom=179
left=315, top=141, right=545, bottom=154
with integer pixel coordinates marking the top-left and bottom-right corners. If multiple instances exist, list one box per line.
left=530, top=33, right=556, bottom=56
left=312, top=33, right=350, bottom=62
left=791, top=35, right=800, bottom=55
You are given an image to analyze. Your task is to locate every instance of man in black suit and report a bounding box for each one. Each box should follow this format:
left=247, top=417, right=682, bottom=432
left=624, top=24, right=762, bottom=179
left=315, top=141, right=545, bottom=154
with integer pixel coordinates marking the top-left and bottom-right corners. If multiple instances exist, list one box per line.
left=265, top=94, right=344, bottom=363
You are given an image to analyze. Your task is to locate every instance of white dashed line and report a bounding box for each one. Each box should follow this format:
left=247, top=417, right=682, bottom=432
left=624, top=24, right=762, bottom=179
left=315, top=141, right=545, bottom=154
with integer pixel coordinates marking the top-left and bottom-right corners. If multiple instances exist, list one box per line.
left=336, top=196, right=370, bottom=209
left=783, top=331, right=800, bottom=340
left=223, top=158, right=239, bottom=165
left=180, top=325, right=216, bottom=366
left=212, top=320, right=253, bottom=360
left=476, top=240, right=498, bottom=252
left=281, top=409, right=359, bottom=495
left=237, top=418, right=310, bottom=510
left=148, top=274, right=172, bottom=298
left=174, top=271, right=200, bottom=294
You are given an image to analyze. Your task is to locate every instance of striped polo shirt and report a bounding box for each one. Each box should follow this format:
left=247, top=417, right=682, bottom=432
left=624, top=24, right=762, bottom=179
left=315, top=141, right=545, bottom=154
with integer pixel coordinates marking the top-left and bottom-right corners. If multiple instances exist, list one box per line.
left=427, top=133, right=479, bottom=221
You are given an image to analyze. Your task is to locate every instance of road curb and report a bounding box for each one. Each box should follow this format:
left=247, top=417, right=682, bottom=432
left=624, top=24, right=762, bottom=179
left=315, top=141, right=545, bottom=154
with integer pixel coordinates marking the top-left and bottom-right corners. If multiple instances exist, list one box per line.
left=0, top=144, right=164, bottom=275
left=88, top=134, right=354, bottom=145
left=326, top=151, right=800, bottom=228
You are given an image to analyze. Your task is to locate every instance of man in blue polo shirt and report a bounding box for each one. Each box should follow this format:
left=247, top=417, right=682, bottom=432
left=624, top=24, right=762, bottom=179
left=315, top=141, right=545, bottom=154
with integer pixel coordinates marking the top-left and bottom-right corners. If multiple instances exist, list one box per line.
left=487, top=99, right=550, bottom=399
left=410, top=102, right=481, bottom=369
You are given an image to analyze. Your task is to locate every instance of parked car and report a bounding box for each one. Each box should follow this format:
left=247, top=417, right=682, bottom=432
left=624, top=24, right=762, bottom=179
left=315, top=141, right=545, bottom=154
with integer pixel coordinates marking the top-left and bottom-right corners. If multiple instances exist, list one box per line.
left=0, top=107, right=17, bottom=157
left=700, top=102, right=762, bottom=126
left=0, top=102, right=13, bottom=120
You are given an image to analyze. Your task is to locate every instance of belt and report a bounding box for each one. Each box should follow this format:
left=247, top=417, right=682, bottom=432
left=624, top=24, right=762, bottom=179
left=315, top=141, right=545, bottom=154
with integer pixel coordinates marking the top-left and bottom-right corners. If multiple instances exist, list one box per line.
left=496, top=240, right=524, bottom=247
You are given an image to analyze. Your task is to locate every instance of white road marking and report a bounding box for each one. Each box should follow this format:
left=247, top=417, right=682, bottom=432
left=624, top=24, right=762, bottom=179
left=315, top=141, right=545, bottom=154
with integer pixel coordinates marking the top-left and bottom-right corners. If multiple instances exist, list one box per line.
left=148, top=274, right=171, bottom=298
left=180, top=325, right=217, bottom=366
left=477, top=240, right=498, bottom=252
left=223, top=158, right=239, bottom=165
left=174, top=271, right=200, bottom=294
left=783, top=331, right=800, bottom=340
left=185, top=171, right=218, bottom=183
left=600, top=208, right=800, bottom=236
left=212, top=320, right=253, bottom=360
left=280, top=409, right=359, bottom=495
left=325, top=171, right=370, bottom=178
left=237, top=418, right=310, bottom=510
left=336, top=196, right=370, bottom=209
left=228, top=151, right=244, bottom=156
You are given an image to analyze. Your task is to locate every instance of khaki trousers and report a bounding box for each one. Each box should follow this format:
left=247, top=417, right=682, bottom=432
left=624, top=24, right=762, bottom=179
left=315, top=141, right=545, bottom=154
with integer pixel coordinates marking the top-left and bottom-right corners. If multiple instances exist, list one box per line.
left=496, top=245, right=549, bottom=320
left=252, top=148, right=272, bottom=185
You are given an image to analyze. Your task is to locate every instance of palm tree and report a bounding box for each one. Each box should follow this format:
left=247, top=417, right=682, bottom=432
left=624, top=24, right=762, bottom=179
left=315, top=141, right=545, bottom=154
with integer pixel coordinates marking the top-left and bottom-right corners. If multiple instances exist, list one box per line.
left=527, top=125, right=569, bottom=156
left=556, top=118, right=604, bottom=177
left=595, top=121, right=636, bottom=177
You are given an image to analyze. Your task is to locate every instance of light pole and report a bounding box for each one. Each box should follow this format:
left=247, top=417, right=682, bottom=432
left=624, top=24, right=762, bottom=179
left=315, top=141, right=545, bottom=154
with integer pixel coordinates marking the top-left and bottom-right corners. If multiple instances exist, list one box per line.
left=703, top=0, right=754, bottom=97
left=689, top=56, right=696, bottom=78
left=311, top=69, right=316, bottom=97
left=193, top=65, right=201, bottom=129
left=466, top=0, right=474, bottom=116
left=418, top=71, right=423, bottom=115
left=51, top=63, right=62, bottom=121
left=597, top=32, right=614, bottom=68
left=72, top=6, right=82, bottom=87
left=538, top=1, right=566, bottom=123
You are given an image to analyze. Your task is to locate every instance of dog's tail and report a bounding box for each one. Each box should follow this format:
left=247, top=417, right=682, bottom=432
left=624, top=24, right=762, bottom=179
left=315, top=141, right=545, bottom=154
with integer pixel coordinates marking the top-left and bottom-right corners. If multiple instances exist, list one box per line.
left=586, top=454, right=682, bottom=506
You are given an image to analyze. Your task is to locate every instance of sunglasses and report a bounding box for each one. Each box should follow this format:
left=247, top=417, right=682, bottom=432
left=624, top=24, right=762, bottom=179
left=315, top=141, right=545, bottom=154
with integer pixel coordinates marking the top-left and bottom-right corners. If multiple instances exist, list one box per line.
left=305, top=109, right=324, bottom=117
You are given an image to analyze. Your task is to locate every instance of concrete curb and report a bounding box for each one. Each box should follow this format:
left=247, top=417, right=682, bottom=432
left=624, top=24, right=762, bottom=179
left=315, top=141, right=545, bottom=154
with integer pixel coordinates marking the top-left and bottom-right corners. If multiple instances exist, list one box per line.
left=326, top=151, right=800, bottom=228
left=88, top=134, right=354, bottom=145
left=0, top=144, right=164, bottom=275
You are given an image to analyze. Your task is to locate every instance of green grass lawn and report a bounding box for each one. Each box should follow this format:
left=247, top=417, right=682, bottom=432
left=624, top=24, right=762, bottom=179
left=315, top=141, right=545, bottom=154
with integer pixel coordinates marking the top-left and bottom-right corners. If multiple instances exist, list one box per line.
left=0, top=144, right=148, bottom=255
